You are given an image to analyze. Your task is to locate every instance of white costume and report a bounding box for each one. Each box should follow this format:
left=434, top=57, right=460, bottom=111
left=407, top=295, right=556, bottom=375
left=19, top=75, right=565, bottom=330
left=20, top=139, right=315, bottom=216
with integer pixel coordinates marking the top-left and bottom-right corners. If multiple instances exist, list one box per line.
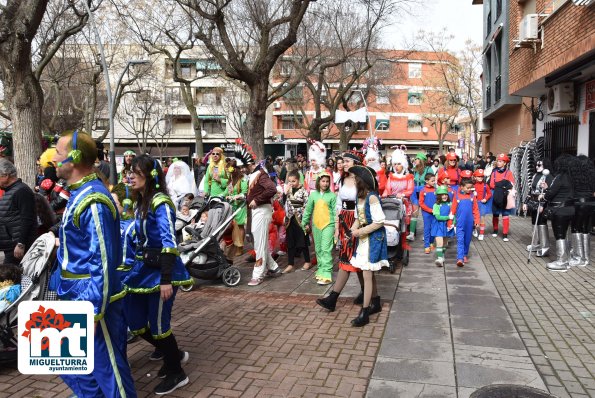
left=166, top=161, right=197, bottom=208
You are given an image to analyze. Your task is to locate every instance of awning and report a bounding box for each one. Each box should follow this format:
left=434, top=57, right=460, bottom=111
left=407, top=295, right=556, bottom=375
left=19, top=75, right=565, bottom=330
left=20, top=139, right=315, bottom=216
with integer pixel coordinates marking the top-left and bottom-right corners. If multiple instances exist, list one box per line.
left=178, top=59, right=195, bottom=65
left=196, top=115, right=226, bottom=120
left=196, top=60, right=221, bottom=70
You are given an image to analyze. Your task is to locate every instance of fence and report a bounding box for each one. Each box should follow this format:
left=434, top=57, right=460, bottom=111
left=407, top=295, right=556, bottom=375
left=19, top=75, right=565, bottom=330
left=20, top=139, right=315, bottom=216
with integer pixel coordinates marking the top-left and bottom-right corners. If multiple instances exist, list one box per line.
left=542, top=116, right=578, bottom=163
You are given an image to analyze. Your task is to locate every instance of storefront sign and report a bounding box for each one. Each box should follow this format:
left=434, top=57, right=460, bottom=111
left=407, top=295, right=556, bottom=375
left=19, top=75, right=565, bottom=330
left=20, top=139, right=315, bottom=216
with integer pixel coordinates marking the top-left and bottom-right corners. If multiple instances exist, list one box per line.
left=586, top=80, right=595, bottom=111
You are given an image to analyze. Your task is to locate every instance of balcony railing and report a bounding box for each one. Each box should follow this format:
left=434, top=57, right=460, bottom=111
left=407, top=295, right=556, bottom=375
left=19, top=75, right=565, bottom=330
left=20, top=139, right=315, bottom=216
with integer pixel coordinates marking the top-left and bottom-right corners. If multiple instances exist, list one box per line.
left=495, top=75, right=502, bottom=103
left=485, top=85, right=491, bottom=110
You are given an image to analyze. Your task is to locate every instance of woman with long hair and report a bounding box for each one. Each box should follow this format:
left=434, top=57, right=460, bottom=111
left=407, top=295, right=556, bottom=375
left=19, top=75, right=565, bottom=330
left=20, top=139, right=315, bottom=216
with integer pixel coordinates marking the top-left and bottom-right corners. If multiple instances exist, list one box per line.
left=126, top=155, right=193, bottom=395
left=568, top=155, right=594, bottom=267
left=523, top=158, right=553, bottom=256
left=543, top=154, right=575, bottom=272
left=226, top=159, right=248, bottom=257
left=118, top=150, right=136, bottom=183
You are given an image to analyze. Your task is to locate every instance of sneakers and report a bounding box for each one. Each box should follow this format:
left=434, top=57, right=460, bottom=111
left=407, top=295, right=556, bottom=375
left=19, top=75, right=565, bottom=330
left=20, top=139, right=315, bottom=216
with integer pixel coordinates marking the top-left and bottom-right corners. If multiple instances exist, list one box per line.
left=492, top=232, right=498, bottom=237
left=430, top=244, right=435, bottom=251
left=266, top=268, right=282, bottom=278
left=503, top=234, right=509, bottom=242
left=435, top=258, right=444, bottom=267
left=456, top=259, right=464, bottom=267
left=478, top=234, right=484, bottom=241
left=317, top=279, right=332, bottom=285
left=463, top=256, right=469, bottom=264
left=424, top=247, right=431, bottom=254
left=247, top=278, right=263, bottom=286
left=150, top=350, right=164, bottom=361
left=158, top=351, right=189, bottom=379
left=473, top=229, right=479, bottom=238
left=154, top=372, right=189, bottom=395
left=406, top=233, right=415, bottom=241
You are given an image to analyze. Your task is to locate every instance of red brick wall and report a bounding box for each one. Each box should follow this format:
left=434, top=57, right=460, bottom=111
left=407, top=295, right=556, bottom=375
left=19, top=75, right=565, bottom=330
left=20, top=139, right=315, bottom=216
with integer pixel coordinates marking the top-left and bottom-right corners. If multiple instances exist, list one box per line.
left=509, top=2, right=595, bottom=94
left=485, top=100, right=534, bottom=154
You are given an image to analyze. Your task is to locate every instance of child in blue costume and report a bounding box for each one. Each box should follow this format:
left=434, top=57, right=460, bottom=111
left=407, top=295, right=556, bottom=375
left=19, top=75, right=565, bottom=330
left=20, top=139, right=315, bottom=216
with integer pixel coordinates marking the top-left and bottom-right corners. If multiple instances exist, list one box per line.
left=473, top=169, right=492, bottom=241
left=448, top=176, right=480, bottom=267
left=418, top=173, right=436, bottom=254
left=0, top=264, right=21, bottom=313
left=125, top=155, right=194, bottom=395
left=50, top=131, right=136, bottom=398
left=432, top=186, right=455, bottom=267
left=111, top=183, right=137, bottom=280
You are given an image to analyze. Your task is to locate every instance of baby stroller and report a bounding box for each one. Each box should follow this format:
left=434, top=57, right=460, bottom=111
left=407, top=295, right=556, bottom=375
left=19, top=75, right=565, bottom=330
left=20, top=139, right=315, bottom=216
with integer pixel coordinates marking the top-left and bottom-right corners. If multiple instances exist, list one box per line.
left=381, top=196, right=408, bottom=271
left=178, top=197, right=243, bottom=288
left=0, top=233, right=57, bottom=364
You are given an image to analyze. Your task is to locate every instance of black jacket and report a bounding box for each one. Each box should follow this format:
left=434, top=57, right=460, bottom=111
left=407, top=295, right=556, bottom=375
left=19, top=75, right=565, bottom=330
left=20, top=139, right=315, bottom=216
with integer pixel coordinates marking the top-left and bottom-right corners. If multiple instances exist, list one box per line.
left=0, top=179, right=37, bottom=251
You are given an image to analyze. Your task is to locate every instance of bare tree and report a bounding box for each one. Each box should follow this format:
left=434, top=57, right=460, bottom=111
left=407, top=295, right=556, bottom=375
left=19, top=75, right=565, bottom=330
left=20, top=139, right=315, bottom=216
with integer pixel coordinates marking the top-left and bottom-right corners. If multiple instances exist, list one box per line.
left=417, top=30, right=482, bottom=155
left=171, top=0, right=314, bottom=159
left=0, top=0, right=96, bottom=186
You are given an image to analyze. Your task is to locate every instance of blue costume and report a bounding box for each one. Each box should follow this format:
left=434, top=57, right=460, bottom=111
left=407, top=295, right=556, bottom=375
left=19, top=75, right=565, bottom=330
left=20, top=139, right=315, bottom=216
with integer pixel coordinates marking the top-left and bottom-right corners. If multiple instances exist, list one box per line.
left=432, top=202, right=455, bottom=238
left=51, top=173, right=136, bottom=398
left=123, top=193, right=193, bottom=339
left=117, top=218, right=136, bottom=281
left=450, top=189, right=480, bottom=261
left=419, top=186, right=437, bottom=249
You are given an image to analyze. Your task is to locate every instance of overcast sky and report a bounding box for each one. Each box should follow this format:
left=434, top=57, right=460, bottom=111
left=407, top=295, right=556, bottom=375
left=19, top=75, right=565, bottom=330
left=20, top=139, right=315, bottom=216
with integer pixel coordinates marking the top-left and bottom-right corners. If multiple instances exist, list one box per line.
left=384, top=0, right=484, bottom=51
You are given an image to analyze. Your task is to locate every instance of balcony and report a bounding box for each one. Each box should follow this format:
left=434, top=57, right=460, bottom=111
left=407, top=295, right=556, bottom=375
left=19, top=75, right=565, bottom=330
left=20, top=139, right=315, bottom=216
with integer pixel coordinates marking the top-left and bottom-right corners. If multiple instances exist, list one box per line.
left=485, top=85, right=491, bottom=110
left=486, top=12, right=491, bottom=37
left=495, top=75, right=502, bottom=103
left=496, top=0, right=502, bottom=18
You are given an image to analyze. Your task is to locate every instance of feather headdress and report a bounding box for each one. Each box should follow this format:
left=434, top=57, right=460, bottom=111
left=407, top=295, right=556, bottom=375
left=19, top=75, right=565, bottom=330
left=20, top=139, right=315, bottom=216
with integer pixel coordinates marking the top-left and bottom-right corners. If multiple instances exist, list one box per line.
left=234, top=138, right=256, bottom=165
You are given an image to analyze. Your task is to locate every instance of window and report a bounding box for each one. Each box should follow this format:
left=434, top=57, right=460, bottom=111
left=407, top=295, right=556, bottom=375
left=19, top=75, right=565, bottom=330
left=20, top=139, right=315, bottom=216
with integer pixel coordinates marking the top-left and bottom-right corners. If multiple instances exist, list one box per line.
left=135, top=118, right=147, bottom=131
left=375, top=118, right=390, bottom=132
left=201, top=119, right=223, bottom=135
left=408, top=63, right=422, bottom=78
left=376, top=86, right=390, bottom=104
left=408, top=91, right=422, bottom=105
left=136, top=90, right=151, bottom=102
left=407, top=117, right=423, bottom=132
left=280, top=62, right=292, bottom=77
left=357, top=120, right=368, bottom=131
left=164, top=87, right=180, bottom=105
left=196, top=59, right=220, bottom=77
left=179, top=64, right=192, bottom=79
left=280, top=115, right=303, bottom=130
left=284, top=85, right=303, bottom=102
left=95, top=118, right=108, bottom=130
left=195, top=88, right=222, bottom=106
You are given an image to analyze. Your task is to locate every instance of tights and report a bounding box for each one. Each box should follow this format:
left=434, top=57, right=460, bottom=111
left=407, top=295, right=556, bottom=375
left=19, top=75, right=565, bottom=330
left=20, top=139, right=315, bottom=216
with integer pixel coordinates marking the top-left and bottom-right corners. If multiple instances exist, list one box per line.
left=362, top=271, right=378, bottom=307
left=571, top=203, right=595, bottom=233
left=332, top=269, right=363, bottom=295
left=551, top=210, right=573, bottom=240
left=529, top=207, right=547, bottom=225
left=287, top=246, right=310, bottom=266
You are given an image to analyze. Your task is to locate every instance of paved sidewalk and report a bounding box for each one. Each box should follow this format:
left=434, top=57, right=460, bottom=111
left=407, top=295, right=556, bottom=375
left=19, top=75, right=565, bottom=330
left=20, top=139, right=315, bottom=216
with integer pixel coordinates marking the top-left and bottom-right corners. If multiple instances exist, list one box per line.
left=475, top=217, right=595, bottom=398
left=367, top=224, right=548, bottom=398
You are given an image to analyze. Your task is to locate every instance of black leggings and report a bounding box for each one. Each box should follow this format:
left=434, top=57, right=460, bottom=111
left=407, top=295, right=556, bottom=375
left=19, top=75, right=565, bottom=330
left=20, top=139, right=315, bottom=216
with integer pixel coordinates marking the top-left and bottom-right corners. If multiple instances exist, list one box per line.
left=529, top=207, right=547, bottom=225
left=571, top=203, right=595, bottom=233
left=288, top=246, right=310, bottom=266
left=551, top=209, right=574, bottom=240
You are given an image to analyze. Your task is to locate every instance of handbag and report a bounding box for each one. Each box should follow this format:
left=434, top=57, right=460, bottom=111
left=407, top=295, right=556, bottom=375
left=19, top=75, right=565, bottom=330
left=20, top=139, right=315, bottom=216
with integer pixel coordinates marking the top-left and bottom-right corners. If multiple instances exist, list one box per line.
left=506, top=187, right=517, bottom=210
left=142, top=248, right=162, bottom=269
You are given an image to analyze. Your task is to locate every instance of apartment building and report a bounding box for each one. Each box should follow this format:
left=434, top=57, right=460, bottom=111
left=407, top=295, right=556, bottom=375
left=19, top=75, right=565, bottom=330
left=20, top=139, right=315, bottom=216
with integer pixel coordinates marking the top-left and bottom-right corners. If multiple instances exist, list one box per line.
left=269, top=50, right=458, bottom=158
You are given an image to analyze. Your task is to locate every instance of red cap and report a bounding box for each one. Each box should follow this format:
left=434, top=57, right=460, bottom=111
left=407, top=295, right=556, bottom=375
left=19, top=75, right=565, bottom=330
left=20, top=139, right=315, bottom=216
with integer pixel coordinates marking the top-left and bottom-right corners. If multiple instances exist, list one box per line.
left=437, top=169, right=449, bottom=184
left=446, top=153, right=457, bottom=161
left=497, top=153, right=510, bottom=162
left=461, top=170, right=473, bottom=178
left=40, top=179, right=54, bottom=191
left=473, top=169, right=485, bottom=177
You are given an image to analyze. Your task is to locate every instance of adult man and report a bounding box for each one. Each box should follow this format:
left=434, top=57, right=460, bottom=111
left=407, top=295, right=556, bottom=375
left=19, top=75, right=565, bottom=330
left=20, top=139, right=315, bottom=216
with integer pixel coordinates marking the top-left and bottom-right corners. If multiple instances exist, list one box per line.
left=0, top=159, right=37, bottom=264
left=51, top=131, right=136, bottom=397
left=475, top=154, right=487, bottom=170
left=458, top=152, right=474, bottom=171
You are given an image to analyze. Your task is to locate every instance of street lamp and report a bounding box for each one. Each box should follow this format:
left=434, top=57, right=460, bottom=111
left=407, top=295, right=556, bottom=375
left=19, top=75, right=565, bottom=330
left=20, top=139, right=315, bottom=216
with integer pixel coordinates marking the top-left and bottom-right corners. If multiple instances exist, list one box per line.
left=81, top=2, right=149, bottom=185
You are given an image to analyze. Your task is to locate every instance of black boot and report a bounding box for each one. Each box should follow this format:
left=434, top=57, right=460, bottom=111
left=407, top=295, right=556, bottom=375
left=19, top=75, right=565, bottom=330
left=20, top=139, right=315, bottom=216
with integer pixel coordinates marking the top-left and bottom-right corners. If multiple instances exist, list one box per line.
left=351, top=306, right=370, bottom=327
left=353, top=290, right=364, bottom=305
left=368, top=296, right=382, bottom=315
left=316, top=291, right=339, bottom=312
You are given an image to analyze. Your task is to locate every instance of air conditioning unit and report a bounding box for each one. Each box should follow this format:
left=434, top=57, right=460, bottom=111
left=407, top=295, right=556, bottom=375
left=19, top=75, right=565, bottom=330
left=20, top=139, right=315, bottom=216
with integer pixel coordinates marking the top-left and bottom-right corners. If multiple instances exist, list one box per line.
left=519, top=14, right=539, bottom=42
left=274, top=101, right=281, bottom=109
left=477, top=113, right=492, bottom=134
left=547, top=82, right=575, bottom=115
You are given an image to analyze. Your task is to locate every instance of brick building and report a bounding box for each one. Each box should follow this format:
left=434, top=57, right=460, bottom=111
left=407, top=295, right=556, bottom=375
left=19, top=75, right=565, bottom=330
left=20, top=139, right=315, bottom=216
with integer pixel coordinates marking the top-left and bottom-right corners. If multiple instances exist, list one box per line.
left=475, top=0, right=595, bottom=160
left=268, top=50, right=458, bottom=158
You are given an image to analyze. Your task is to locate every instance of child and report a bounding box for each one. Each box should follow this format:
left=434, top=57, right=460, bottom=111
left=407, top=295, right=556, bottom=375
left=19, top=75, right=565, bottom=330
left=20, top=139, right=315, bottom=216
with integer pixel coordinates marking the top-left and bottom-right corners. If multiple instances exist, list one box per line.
left=432, top=186, right=454, bottom=267
left=489, top=153, right=515, bottom=241
left=0, top=264, right=22, bottom=313
left=449, top=177, right=480, bottom=267
left=473, top=169, right=492, bottom=241
left=176, top=204, right=199, bottom=242
left=282, top=170, right=311, bottom=273
left=302, top=172, right=336, bottom=285
left=418, top=173, right=437, bottom=254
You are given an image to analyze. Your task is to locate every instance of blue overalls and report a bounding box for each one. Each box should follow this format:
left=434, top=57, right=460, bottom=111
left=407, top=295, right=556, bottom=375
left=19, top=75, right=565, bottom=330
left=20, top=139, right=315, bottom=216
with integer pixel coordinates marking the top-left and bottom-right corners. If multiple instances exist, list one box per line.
left=419, top=186, right=437, bottom=248
left=453, top=190, right=476, bottom=261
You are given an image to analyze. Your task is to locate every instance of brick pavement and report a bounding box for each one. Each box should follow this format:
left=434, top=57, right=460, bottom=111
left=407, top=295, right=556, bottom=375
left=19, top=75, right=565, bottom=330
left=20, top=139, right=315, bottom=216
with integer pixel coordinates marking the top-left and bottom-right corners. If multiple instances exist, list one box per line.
left=0, top=251, right=399, bottom=398
left=474, top=216, right=595, bottom=398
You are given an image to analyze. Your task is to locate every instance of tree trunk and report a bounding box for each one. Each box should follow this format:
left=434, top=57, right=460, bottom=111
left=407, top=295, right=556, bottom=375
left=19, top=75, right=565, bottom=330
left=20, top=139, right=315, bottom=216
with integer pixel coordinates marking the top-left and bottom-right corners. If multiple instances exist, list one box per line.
left=180, top=83, right=203, bottom=158
left=5, top=71, right=44, bottom=187
left=339, top=123, right=358, bottom=151
left=246, top=79, right=269, bottom=159
left=437, top=125, right=445, bottom=156
left=308, top=119, right=322, bottom=141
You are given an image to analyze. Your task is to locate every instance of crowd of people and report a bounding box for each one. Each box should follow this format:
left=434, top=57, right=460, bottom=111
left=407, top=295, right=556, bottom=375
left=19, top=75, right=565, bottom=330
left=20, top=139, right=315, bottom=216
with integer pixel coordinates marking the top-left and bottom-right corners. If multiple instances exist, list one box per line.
left=0, top=131, right=593, bottom=396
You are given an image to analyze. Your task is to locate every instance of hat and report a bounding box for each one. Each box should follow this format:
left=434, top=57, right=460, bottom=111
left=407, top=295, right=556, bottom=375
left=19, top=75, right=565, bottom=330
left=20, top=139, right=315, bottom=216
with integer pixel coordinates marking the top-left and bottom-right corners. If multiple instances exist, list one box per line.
left=415, top=152, right=427, bottom=161
left=234, top=138, right=256, bottom=165
left=123, top=150, right=136, bottom=156
left=497, top=153, right=510, bottom=162
left=436, top=186, right=449, bottom=195
left=308, top=139, right=327, bottom=167
left=461, top=170, right=473, bottom=179
left=39, top=148, right=57, bottom=169
left=446, top=152, right=457, bottom=161
left=342, top=151, right=363, bottom=164
left=348, top=165, right=378, bottom=191
left=473, top=169, right=484, bottom=177
left=437, top=169, right=449, bottom=184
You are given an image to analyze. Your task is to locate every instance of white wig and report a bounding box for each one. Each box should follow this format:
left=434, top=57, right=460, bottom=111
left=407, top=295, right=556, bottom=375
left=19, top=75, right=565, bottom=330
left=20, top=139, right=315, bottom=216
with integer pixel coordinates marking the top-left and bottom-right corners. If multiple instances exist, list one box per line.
left=363, top=136, right=381, bottom=171
left=390, top=145, right=409, bottom=174
left=308, top=139, right=326, bottom=167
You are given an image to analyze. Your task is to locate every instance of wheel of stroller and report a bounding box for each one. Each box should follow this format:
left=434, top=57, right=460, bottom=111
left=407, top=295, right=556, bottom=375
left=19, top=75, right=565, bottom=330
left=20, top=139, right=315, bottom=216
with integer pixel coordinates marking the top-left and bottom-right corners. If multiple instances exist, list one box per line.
left=222, top=266, right=241, bottom=287
left=180, top=283, right=194, bottom=292
left=402, top=251, right=409, bottom=267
